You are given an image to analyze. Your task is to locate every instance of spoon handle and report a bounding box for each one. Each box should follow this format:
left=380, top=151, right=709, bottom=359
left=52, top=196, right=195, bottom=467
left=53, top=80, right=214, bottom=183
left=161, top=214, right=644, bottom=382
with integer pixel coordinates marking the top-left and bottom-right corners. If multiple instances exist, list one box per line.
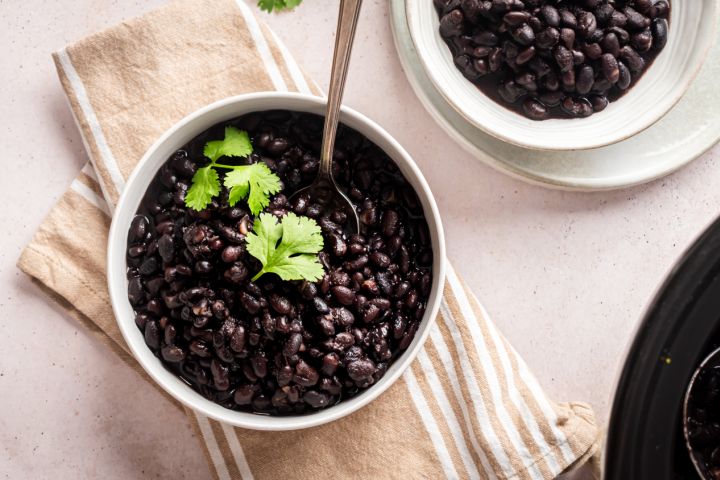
left=319, top=0, right=363, bottom=179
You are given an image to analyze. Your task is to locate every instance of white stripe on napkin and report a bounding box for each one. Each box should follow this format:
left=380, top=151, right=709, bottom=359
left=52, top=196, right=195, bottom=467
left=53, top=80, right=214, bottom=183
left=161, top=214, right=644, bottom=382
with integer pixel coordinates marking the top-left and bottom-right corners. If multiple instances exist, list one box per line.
left=221, top=422, right=255, bottom=480
left=417, top=348, right=482, bottom=479
left=70, top=178, right=111, bottom=217
left=56, top=48, right=126, bottom=199
left=235, top=0, right=288, bottom=92
left=404, top=368, right=460, bottom=479
left=429, top=324, right=498, bottom=480
left=195, top=412, right=233, bottom=480
left=446, top=266, right=544, bottom=480
left=438, top=300, right=516, bottom=478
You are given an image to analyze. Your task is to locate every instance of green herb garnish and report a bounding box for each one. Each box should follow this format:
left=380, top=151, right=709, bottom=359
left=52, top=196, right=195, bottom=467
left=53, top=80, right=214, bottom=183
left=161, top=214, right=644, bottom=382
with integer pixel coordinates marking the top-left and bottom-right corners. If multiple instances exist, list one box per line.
left=246, top=212, right=324, bottom=282
left=258, top=0, right=302, bottom=13
left=224, top=163, right=281, bottom=215
left=185, top=126, right=281, bottom=214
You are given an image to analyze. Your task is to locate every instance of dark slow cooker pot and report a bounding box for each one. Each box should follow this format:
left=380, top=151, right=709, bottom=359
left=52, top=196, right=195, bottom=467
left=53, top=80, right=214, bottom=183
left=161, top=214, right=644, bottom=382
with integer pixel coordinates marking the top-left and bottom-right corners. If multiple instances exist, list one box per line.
left=605, top=215, right=720, bottom=478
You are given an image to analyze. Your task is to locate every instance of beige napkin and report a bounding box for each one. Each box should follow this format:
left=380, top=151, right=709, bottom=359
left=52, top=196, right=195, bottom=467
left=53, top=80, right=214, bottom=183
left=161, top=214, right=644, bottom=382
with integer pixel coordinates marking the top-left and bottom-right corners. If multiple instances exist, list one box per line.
left=18, top=0, right=601, bottom=478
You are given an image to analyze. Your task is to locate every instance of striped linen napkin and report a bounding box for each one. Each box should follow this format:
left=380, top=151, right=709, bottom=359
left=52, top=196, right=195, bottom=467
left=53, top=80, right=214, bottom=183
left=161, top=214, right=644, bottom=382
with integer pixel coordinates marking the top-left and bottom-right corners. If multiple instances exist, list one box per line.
left=17, top=0, right=600, bottom=478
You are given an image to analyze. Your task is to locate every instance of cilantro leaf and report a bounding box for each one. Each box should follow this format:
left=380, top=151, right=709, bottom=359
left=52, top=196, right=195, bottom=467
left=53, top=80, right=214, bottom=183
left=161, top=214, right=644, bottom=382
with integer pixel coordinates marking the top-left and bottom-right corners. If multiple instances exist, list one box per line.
left=184, top=166, right=220, bottom=211
left=224, top=162, right=282, bottom=215
left=257, top=0, right=302, bottom=13
left=246, top=212, right=325, bottom=282
left=203, top=127, right=253, bottom=162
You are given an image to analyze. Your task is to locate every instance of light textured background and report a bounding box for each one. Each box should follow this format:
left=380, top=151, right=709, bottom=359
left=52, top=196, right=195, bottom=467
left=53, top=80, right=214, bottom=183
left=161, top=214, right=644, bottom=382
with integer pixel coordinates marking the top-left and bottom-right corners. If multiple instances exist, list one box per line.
left=1, top=0, right=719, bottom=478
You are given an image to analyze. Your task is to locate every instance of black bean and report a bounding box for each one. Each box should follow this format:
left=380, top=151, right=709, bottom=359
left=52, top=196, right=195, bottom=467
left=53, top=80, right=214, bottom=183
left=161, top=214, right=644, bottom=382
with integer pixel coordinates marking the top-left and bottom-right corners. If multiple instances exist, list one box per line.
left=488, top=47, right=504, bottom=72
left=651, top=1, right=669, bottom=19
left=595, top=4, right=614, bottom=25
left=328, top=233, right=347, bottom=257
left=293, top=359, right=319, bottom=387
left=233, top=385, right=258, bottom=405
left=561, top=68, right=575, bottom=89
left=128, top=276, right=145, bottom=306
left=559, top=28, right=575, bottom=49
left=303, top=390, right=331, bottom=408
left=498, top=81, right=527, bottom=103
left=139, top=257, right=159, bottom=276
left=540, top=5, right=560, bottom=27
left=332, top=307, right=355, bottom=327
left=577, top=11, right=597, bottom=38
left=617, top=61, right=632, bottom=90
left=651, top=19, right=668, bottom=50
left=321, top=353, right=340, bottom=376
left=512, top=24, right=535, bottom=46
left=609, top=10, right=628, bottom=28
left=561, top=97, right=593, bottom=118
left=211, top=359, right=230, bottom=391
left=522, top=99, right=549, bottom=120
left=267, top=137, right=289, bottom=156
left=572, top=49, right=586, bottom=66
left=144, top=320, right=160, bottom=350
left=600, top=32, right=620, bottom=57
left=331, top=286, right=356, bottom=306
left=575, top=65, right=594, bottom=95
left=439, top=10, right=465, bottom=37
left=516, top=46, right=536, bottom=65
left=554, top=45, right=573, bottom=72
left=601, top=53, right=620, bottom=83
left=269, top=294, right=292, bottom=315
left=559, top=9, right=577, bottom=28
left=129, top=215, right=149, bottom=243
left=347, top=359, right=376, bottom=382
left=609, top=26, right=630, bottom=44
left=227, top=326, right=244, bottom=353
left=240, top=292, right=261, bottom=313
left=474, top=30, right=499, bottom=46
left=161, top=345, right=185, bottom=363
left=620, top=45, right=645, bottom=74
left=504, top=11, right=530, bottom=26
left=224, top=263, right=248, bottom=284
left=590, top=95, right=609, bottom=112
left=631, top=28, right=653, bottom=53
left=624, top=6, right=649, bottom=30
left=344, top=255, right=368, bottom=271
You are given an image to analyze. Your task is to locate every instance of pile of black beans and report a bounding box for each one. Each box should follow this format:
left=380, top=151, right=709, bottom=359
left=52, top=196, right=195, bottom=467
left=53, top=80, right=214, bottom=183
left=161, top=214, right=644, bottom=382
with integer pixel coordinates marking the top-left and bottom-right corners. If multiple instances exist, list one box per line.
left=126, top=110, right=433, bottom=415
left=686, top=361, right=720, bottom=479
left=434, top=0, right=670, bottom=120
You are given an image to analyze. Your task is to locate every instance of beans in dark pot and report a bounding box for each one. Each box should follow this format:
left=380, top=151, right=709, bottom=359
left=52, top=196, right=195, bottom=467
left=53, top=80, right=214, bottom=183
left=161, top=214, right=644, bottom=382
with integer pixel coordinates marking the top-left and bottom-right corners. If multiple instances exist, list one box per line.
left=126, top=111, right=433, bottom=415
left=435, top=0, right=671, bottom=120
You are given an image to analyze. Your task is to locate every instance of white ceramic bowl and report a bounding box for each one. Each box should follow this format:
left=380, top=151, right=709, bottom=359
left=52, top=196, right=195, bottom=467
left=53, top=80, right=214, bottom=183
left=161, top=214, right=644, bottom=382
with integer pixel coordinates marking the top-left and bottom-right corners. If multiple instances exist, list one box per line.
left=407, top=0, right=719, bottom=151
left=107, top=92, right=446, bottom=431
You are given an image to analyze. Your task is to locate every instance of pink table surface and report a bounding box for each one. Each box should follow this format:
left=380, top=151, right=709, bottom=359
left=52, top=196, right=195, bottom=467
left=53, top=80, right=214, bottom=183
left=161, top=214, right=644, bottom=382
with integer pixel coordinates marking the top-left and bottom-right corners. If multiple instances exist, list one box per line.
left=2, top=0, right=719, bottom=477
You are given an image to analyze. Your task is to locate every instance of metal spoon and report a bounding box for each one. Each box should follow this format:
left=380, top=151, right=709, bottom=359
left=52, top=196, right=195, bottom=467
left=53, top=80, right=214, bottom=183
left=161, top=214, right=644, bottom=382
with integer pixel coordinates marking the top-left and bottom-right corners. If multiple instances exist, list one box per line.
left=290, top=0, right=362, bottom=234
left=683, top=346, right=720, bottom=479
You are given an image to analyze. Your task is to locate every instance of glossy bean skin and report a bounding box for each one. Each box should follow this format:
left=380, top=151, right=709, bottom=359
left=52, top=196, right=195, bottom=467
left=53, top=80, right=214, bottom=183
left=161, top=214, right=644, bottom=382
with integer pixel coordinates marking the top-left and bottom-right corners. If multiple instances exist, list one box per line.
left=126, top=110, right=433, bottom=415
left=435, top=0, right=671, bottom=119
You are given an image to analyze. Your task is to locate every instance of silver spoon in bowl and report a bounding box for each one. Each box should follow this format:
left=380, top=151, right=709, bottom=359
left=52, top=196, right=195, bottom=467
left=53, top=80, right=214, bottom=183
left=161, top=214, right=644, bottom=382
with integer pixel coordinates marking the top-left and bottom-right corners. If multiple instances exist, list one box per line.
left=289, top=0, right=362, bottom=234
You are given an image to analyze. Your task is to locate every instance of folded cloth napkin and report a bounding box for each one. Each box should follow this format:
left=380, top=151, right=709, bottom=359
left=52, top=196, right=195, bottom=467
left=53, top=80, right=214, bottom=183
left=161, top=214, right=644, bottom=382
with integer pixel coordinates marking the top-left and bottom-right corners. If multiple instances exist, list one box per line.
left=17, top=1, right=600, bottom=478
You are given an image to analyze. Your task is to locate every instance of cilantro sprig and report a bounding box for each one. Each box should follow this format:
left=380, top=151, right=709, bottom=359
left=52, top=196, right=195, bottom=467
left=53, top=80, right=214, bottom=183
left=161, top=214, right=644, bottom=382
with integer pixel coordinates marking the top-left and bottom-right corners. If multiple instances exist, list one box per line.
left=184, top=125, right=324, bottom=283
left=258, top=0, right=302, bottom=13
left=246, top=212, right=324, bottom=282
left=185, top=127, right=281, bottom=214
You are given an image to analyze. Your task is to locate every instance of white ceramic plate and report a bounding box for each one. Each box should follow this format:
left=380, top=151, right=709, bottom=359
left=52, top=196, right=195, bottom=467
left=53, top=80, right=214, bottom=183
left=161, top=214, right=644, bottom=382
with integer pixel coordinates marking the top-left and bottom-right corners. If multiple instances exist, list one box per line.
left=391, top=0, right=720, bottom=190
left=406, top=0, right=718, bottom=151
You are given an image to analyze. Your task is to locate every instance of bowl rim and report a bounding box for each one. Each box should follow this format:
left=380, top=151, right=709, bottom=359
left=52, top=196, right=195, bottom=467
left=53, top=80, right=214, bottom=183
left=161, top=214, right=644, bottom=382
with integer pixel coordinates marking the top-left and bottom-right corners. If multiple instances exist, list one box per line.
left=107, top=91, right=447, bottom=430
left=406, top=0, right=719, bottom=151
